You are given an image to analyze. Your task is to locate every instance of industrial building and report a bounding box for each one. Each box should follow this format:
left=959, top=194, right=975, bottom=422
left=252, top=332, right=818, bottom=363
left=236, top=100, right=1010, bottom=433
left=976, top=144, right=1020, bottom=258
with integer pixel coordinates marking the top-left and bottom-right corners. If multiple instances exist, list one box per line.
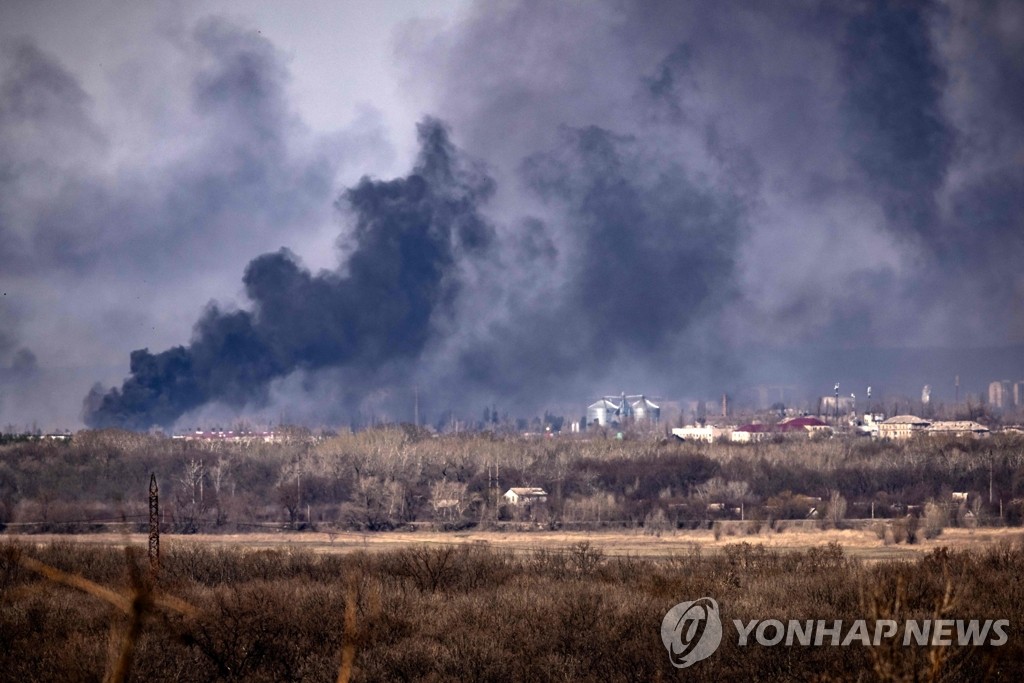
left=586, top=394, right=660, bottom=427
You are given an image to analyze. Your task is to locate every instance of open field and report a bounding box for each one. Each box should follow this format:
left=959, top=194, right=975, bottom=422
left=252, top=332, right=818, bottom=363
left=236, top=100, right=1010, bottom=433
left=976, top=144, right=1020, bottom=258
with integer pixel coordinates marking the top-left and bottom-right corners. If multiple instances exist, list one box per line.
left=5, top=431, right=1024, bottom=677
left=3, top=532, right=1023, bottom=681
left=7, top=525, right=1024, bottom=562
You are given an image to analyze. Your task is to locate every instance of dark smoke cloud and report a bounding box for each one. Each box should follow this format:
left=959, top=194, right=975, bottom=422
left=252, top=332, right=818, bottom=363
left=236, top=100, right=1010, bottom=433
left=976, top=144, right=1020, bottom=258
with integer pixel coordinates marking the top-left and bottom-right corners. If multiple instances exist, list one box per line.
left=4, top=0, right=1019, bottom=428
left=440, top=124, right=746, bottom=408
left=840, top=0, right=953, bottom=243
left=0, top=341, right=40, bottom=427
left=12, top=18, right=338, bottom=278
left=8, top=348, right=38, bottom=376
left=85, top=119, right=494, bottom=429
left=523, top=126, right=743, bottom=350
left=0, top=40, right=106, bottom=268
left=90, top=1, right=1024, bottom=426
left=392, top=0, right=1024, bottom=409
left=0, top=15, right=396, bottom=428
left=0, top=17, right=387, bottom=338
left=836, top=1, right=1024, bottom=342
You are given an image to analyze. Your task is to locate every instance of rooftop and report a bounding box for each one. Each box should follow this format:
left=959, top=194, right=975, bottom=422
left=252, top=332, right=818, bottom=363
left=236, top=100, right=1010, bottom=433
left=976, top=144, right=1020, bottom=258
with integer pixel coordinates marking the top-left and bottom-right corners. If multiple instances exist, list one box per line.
left=881, top=415, right=930, bottom=425
left=927, top=421, right=990, bottom=432
left=506, top=487, right=548, bottom=497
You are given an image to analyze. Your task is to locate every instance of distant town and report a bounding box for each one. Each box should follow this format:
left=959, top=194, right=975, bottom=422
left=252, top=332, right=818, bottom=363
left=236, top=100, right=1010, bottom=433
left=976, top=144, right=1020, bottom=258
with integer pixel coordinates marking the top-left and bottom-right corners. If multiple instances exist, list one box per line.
left=3, top=378, right=1023, bottom=443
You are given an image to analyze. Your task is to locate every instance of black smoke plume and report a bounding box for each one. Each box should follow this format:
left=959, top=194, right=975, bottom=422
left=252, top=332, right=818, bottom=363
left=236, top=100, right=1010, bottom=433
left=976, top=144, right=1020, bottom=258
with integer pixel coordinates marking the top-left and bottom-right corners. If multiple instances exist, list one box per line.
left=64, top=2, right=1024, bottom=427
left=84, top=119, right=493, bottom=430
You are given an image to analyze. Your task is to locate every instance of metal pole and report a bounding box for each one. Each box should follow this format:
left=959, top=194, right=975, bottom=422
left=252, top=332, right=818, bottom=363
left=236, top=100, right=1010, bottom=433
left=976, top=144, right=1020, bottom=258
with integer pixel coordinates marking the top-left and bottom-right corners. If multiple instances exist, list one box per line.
left=148, top=473, right=159, bottom=578
left=990, top=454, right=994, bottom=505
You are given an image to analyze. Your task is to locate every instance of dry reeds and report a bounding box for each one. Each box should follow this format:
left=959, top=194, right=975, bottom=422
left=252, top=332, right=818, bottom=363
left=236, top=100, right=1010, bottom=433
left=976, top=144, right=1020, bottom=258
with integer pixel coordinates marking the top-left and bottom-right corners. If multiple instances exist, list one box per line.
left=1, top=539, right=1021, bottom=681
left=17, top=546, right=196, bottom=683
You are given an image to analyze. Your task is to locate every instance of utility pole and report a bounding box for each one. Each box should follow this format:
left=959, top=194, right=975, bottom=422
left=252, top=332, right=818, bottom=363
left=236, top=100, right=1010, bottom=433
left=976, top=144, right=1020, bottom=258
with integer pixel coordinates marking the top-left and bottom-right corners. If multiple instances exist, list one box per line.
left=989, top=452, right=994, bottom=505
left=148, top=474, right=159, bottom=579
left=413, top=386, right=419, bottom=428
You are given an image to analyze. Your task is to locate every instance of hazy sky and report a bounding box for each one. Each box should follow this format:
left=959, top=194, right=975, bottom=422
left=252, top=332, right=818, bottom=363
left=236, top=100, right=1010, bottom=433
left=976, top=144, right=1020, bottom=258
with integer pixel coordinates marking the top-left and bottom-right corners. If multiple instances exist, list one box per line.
left=1, top=1, right=1022, bottom=430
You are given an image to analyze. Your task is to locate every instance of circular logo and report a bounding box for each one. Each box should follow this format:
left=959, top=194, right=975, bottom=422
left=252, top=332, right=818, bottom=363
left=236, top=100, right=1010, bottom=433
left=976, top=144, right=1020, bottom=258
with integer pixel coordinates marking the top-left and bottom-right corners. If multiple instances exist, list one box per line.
left=661, top=597, right=723, bottom=668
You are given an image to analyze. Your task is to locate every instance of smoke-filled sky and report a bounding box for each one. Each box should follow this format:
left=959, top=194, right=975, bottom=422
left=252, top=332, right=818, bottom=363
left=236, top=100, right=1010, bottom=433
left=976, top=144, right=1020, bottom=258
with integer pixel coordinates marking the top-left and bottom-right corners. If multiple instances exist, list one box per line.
left=1, top=0, right=1022, bottom=430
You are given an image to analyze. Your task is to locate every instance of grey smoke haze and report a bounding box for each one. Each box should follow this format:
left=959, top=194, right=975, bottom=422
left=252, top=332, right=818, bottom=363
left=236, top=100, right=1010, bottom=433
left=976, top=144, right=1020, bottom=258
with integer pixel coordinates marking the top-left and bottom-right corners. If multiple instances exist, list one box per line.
left=0, top=11, right=395, bottom=428
left=402, top=0, right=1024, bottom=405
left=1, top=1, right=1022, bottom=429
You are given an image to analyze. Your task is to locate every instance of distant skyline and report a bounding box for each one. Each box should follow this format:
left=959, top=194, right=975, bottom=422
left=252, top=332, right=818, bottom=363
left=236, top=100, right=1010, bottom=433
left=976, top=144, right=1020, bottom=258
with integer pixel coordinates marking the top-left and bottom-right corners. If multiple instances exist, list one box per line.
left=1, top=1, right=1022, bottom=430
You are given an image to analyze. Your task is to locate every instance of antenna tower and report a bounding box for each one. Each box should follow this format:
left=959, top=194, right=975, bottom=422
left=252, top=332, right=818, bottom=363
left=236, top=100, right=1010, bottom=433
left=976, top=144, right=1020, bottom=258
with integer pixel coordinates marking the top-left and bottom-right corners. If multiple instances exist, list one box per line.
left=148, top=474, right=159, bottom=579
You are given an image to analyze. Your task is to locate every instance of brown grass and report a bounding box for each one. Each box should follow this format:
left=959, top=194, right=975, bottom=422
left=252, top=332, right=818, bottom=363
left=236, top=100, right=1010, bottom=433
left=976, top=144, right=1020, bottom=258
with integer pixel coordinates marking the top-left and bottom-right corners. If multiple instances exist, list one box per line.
left=16, top=546, right=197, bottom=682
left=2, top=535, right=1023, bottom=681
left=7, top=526, right=1023, bottom=563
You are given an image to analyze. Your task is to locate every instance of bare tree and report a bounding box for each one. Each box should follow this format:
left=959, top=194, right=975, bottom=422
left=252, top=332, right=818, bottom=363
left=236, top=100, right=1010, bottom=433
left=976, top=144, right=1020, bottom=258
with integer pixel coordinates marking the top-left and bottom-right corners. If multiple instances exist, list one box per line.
left=174, top=459, right=207, bottom=532
left=825, top=491, right=847, bottom=529
left=430, top=479, right=468, bottom=523
left=208, top=456, right=233, bottom=526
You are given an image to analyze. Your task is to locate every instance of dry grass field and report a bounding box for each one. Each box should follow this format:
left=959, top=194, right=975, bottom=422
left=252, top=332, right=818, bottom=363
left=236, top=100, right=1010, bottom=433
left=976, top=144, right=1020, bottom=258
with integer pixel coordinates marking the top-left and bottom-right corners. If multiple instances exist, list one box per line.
left=3, top=531, right=1023, bottom=681
left=4, top=430, right=1024, bottom=679
left=8, top=525, right=1024, bottom=562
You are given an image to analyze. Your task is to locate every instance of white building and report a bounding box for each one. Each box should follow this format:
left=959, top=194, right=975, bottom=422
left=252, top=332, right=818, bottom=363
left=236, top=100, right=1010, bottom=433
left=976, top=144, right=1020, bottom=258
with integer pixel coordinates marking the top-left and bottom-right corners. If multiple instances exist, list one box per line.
left=877, top=415, right=931, bottom=440
left=926, top=421, right=990, bottom=438
left=503, top=487, right=548, bottom=505
left=730, top=424, right=773, bottom=443
left=672, top=426, right=729, bottom=443
left=854, top=413, right=886, bottom=437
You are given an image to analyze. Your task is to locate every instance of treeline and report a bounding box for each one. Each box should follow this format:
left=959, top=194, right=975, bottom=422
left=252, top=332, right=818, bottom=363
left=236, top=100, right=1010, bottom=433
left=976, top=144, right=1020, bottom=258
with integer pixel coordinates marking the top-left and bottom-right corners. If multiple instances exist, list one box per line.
left=1, top=539, right=1023, bottom=680
left=2, top=428, right=1024, bottom=533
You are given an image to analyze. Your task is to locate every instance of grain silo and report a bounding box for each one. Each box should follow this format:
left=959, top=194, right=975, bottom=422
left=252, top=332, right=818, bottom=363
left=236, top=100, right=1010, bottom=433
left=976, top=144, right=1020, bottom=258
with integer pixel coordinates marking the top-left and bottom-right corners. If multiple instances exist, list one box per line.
left=587, top=397, right=622, bottom=427
left=630, top=395, right=661, bottom=422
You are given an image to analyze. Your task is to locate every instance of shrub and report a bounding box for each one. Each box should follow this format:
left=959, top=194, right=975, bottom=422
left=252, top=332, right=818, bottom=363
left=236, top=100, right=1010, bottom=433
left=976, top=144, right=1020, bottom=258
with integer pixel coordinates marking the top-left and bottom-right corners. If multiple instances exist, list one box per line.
left=3, top=540, right=1024, bottom=681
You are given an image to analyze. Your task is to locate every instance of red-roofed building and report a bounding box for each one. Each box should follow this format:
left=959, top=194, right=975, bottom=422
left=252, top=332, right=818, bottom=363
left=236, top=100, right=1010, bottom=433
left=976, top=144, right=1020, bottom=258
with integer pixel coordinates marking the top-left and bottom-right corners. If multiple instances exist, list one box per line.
left=778, top=416, right=831, bottom=435
left=731, top=423, right=772, bottom=443
left=731, top=417, right=831, bottom=442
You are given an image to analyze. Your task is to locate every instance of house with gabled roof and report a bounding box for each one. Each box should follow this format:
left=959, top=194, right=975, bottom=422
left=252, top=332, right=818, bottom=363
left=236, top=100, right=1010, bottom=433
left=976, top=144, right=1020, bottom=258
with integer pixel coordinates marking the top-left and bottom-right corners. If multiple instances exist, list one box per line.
left=503, top=487, right=548, bottom=505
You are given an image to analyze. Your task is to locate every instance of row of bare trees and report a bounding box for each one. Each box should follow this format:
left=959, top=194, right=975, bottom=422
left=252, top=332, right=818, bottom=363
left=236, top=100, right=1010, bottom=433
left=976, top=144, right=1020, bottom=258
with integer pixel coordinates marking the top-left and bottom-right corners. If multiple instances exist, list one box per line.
left=2, top=427, right=1024, bottom=532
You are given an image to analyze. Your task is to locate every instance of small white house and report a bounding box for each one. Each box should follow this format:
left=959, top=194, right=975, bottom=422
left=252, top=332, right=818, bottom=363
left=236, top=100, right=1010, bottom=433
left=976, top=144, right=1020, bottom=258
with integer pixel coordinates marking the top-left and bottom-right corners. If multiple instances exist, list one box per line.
left=503, top=487, right=548, bottom=505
